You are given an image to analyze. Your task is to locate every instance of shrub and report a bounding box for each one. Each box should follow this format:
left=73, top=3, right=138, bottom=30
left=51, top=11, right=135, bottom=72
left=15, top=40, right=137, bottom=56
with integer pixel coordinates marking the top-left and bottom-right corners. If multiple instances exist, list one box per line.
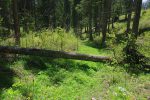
left=123, top=37, right=148, bottom=73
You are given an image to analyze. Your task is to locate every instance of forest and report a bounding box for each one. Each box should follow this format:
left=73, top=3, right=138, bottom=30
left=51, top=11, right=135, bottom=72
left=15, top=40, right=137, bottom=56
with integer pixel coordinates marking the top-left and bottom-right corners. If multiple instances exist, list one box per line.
left=0, top=0, right=150, bottom=99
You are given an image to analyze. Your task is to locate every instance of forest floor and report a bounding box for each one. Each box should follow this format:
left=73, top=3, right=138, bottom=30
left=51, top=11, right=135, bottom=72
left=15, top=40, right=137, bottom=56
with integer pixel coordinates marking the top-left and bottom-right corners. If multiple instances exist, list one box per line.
left=0, top=37, right=150, bottom=100
left=0, top=10, right=150, bottom=100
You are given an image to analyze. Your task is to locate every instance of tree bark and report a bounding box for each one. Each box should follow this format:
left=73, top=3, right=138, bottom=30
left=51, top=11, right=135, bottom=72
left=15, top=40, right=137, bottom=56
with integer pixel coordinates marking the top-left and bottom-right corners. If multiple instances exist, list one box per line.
left=132, top=0, right=142, bottom=36
left=89, top=0, right=93, bottom=41
left=12, top=0, right=20, bottom=46
left=72, top=0, right=80, bottom=34
left=101, top=0, right=112, bottom=47
left=112, top=18, right=114, bottom=29
left=126, top=0, right=133, bottom=34
left=94, top=4, right=99, bottom=33
left=64, top=0, right=71, bottom=32
left=0, top=46, right=111, bottom=62
left=126, top=13, right=132, bottom=33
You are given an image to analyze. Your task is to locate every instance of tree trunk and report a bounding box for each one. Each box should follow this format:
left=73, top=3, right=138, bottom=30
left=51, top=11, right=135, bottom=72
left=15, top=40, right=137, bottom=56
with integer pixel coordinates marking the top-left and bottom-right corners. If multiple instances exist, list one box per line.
left=126, top=13, right=131, bottom=33
left=34, top=0, right=37, bottom=31
left=112, top=18, right=114, bottom=29
left=0, top=46, right=112, bottom=62
left=101, top=0, right=112, bottom=47
left=132, top=0, right=142, bottom=36
left=89, top=0, right=93, bottom=41
left=12, top=0, right=20, bottom=46
left=126, top=0, right=132, bottom=34
left=94, top=4, right=99, bottom=33
left=64, top=0, right=71, bottom=32
left=51, top=1, right=56, bottom=28
left=72, top=0, right=80, bottom=34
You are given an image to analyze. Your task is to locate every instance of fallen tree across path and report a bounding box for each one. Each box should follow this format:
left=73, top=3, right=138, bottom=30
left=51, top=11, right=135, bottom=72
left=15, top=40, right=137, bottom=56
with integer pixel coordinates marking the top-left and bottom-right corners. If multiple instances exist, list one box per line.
left=0, top=46, right=111, bottom=62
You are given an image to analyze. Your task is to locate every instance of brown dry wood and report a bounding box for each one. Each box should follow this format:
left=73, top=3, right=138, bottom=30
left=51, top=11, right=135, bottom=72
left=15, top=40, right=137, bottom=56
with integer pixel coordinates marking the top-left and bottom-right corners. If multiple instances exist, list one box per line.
left=0, top=46, right=111, bottom=62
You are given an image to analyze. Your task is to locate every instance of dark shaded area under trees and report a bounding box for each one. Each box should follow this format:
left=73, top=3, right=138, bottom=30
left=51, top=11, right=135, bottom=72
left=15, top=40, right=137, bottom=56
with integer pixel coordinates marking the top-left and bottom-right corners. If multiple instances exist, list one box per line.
left=0, top=0, right=143, bottom=45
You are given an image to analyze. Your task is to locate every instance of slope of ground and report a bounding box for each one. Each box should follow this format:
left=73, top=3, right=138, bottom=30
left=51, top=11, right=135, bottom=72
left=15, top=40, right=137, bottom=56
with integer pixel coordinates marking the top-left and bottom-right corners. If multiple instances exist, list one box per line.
left=0, top=9, right=150, bottom=100
left=0, top=40, right=150, bottom=100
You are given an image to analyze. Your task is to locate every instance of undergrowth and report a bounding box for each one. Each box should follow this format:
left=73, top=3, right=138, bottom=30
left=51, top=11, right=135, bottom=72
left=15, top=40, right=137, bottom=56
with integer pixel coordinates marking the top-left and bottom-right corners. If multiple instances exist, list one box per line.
left=0, top=10, right=150, bottom=100
left=0, top=40, right=150, bottom=99
left=1, top=28, right=78, bottom=52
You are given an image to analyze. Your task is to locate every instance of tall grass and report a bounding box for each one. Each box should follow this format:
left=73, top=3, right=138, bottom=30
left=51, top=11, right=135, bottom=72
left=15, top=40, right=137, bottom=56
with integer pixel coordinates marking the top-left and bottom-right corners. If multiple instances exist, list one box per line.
left=140, top=9, right=150, bottom=30
left=1, top=28, right=78, bottom=52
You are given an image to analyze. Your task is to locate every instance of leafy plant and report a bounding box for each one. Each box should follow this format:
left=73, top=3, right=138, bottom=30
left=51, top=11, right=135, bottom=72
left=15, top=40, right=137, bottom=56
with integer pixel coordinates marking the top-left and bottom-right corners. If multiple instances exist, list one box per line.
left=123, top=37, right=148, bottom=74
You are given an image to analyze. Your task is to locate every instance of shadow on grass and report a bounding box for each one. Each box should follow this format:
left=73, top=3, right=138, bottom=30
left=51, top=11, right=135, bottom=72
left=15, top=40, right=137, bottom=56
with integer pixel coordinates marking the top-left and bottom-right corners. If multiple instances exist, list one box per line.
left=139, top=27, right=150, bottom=34
left=122, top=64, right=150, bottom=76
left=82, top=40, right=109, bottom=51
left=24, top=56, right=99, bottom=85
left=115, top=33, right=128, bottom=44
left=83, top=41, right=100, bottom=49
left=0, top=58, right=16, bottom=96
left=24, top=56, right=48, bottom=73
left=24, top=56, right=98, bottom=73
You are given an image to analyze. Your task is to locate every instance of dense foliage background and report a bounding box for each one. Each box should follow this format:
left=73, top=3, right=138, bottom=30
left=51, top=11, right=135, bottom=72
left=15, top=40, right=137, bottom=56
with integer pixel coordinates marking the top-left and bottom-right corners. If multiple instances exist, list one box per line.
left=0, top=0, right=150, bottom=99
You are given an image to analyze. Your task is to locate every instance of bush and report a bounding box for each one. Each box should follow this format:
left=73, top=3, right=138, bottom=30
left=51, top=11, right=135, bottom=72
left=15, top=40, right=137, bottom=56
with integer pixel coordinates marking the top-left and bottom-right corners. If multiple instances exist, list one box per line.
left=123, top=37, right=148, bottom=73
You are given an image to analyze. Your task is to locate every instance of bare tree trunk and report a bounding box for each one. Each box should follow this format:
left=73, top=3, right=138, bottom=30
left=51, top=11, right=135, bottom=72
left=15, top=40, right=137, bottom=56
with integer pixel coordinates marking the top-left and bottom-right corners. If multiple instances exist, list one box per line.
left=12, top=0, right=20, bottom=46
left=126, top=0, right=133, bottom=34
left=94, top=4, right=99, bottom=33
left=112, top=18, right=114, bottom=29
left=132, top=0, right=142, bottom=37
left=126, top=13, right=132, bottom=33
left=64, top=0, right=71, bottom=32
left=101, top=0, right=112, bottom=47
left=72, top=0, right=80, bottom=34
left=89, top=0, right=93, bottom=41
left=0, top=46, right=112, bottom=62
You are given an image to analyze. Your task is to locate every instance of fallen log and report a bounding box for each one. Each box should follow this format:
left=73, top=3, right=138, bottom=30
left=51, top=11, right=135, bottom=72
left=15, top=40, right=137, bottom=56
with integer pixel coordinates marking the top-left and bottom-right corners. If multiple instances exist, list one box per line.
left=0, top=46, right=111, bottom=62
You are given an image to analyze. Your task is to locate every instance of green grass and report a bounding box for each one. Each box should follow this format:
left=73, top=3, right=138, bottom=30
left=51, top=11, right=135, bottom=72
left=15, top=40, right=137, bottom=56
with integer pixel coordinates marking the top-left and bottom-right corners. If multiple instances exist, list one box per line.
left=0, top=9, right=150, bottom=100
left=77, top=41, right=113, bottom=56
left=0, top=28, right=78, bottom=52
left=0, top=39, right=150, bottom=99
